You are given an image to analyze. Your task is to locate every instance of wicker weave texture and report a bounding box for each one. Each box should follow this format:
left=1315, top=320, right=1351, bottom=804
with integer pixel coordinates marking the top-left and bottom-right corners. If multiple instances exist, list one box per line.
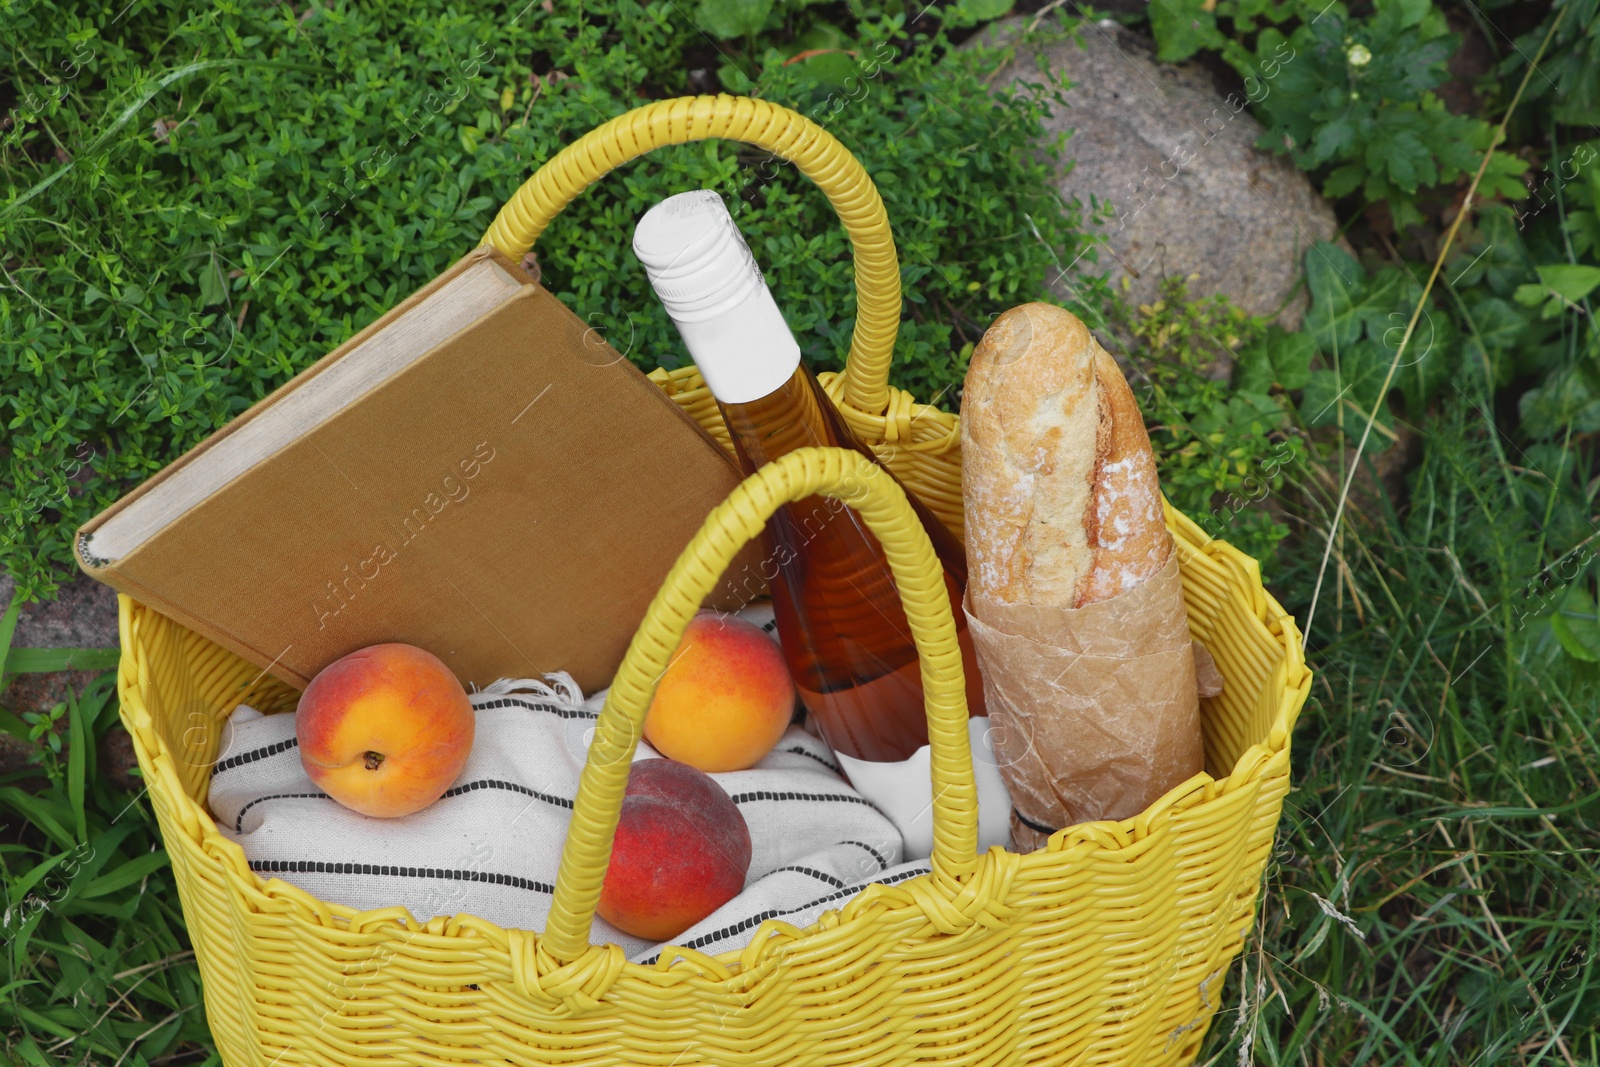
left=112, top=96, right=1311, bottom=1067
left=116, top=460, right=1307, bottom=1066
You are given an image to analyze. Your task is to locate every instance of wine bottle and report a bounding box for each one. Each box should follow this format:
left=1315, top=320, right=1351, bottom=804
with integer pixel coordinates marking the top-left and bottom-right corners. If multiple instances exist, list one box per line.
left=633, top=190, right=985, bottom=764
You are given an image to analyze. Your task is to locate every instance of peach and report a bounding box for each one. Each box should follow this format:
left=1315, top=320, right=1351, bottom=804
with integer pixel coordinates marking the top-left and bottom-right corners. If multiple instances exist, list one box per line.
left=643, top=613, right=795, bottom=772
left=597, top=758, right=751, bottom=941
left=296, top=643, right=474, bottom=818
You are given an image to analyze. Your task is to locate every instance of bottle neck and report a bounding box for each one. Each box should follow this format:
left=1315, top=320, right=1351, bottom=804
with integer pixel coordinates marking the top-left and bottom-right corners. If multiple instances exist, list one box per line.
left=721, top=366, right=975, bottom=589
left=719, top=365, right=834, bottom=473
left=672, top=281, right=802, bottom=405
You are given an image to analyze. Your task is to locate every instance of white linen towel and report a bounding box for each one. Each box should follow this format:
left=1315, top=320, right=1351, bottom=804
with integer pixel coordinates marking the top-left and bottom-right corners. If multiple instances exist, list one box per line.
left=208, top=673, right=931, bottom=962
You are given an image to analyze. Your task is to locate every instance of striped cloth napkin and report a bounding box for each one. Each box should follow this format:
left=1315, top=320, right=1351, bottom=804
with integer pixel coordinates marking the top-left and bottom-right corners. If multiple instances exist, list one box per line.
left=208, top=625, right=929, bottom=962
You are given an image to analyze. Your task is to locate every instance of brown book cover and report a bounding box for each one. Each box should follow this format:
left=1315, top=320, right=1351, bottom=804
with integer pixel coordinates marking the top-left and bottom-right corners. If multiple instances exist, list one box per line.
left=77, top=245, right=755, bottom=692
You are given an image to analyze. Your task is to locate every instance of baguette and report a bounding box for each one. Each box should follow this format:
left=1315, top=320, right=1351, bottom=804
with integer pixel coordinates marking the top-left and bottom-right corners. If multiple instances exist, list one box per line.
left=961, top=303, right=1168, bottom=608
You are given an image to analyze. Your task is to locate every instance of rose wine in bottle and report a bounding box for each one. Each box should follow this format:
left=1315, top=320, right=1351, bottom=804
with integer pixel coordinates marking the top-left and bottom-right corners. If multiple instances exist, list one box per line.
left=634, top=190, right=985, bottom=765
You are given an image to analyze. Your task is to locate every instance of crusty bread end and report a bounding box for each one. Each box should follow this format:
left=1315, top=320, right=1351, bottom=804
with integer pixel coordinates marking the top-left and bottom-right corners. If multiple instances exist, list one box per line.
left=962, top=303, right=1169, bottom=607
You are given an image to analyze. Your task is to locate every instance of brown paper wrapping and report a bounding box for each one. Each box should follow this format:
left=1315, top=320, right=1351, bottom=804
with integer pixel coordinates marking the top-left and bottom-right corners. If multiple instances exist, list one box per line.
left=963, top=549, right=1208, bottom=852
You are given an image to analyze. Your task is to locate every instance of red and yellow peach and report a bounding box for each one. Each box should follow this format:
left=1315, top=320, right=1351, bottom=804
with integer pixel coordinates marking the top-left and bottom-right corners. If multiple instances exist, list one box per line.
left=296, top=643, right=474, bottom=818
left=643, top=613, right=795, bottom=773
left=597, top=757, right=752, bottom=941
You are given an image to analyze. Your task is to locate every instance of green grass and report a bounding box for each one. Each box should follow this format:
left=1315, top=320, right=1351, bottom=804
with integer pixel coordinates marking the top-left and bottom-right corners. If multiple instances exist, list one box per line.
left=1195, top=394, right=1600, bottom=1064
left=1, top=652, right=210, bottom=1067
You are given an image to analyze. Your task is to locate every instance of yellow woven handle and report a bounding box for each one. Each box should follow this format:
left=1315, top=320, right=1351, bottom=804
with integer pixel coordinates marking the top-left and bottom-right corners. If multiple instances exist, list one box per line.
left=479, top=94, right=900, bottom=418
left=542, top=447, right=977, bottom=963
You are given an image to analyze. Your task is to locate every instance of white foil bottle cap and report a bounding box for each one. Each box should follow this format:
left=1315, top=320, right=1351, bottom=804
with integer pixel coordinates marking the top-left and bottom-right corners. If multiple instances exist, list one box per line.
left=634, top=191, right=802, bottom=403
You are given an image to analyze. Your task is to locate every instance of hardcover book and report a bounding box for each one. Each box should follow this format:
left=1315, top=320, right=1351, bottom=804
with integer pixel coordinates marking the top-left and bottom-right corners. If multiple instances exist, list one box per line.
left=77, top=245, right=753, bottom=692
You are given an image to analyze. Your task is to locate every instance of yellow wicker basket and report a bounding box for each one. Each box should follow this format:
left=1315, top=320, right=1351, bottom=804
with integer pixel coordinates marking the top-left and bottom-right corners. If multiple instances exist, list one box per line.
left=115, top=95, right=1311, bottom=1067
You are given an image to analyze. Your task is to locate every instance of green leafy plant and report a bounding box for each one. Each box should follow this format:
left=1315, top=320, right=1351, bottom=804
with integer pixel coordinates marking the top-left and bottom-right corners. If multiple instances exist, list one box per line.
left=1145, top=0, right=1529, bottom=230
left=695, top=0, right=1018, bottom=93
left=1288, top=182, right=1600, bottom=673
left=1240, top=240, right=1466, bottom=450
left=1502, top=0, right=1600, bottom=127
left=1550, top=581, right=1600, bottom=662
left=1446, top=161, right=1600, bottom=445
left=1299, top=245, right=1418, bottom=440
left=695, top=0, right=781, bottom=45
left=1112, top=275, right=1308, bottom=561
left=0, top=0, right=1104, bottom=602
left=1515, top=263, right=1600, bottom=319
left=1148, top=0, right=1294, bottom=65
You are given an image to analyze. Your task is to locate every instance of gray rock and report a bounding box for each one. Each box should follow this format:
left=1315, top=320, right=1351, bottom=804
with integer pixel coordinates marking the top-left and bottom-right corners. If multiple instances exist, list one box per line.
left=978, top=19, right=1339, bottom=333
left=1, top=572, right=120, bottom=717
left=1, top=572, right=120, bottom=650
left=1, top=668, right=110, bottom=718
left=0, top=731, right=38, bottom=780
